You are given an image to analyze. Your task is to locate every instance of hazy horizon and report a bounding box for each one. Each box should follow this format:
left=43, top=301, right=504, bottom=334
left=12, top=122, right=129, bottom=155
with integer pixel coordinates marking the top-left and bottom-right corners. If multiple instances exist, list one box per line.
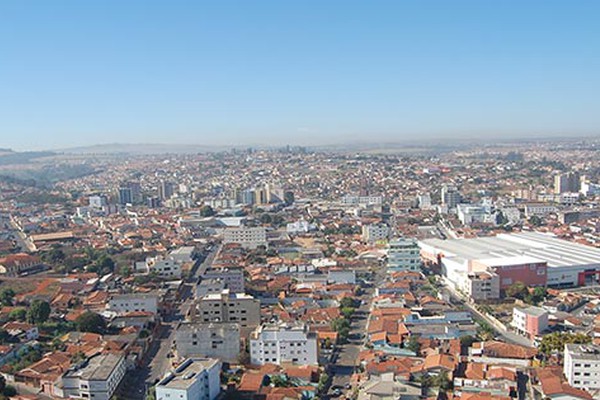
left=2, top=1, right=600, bottom=151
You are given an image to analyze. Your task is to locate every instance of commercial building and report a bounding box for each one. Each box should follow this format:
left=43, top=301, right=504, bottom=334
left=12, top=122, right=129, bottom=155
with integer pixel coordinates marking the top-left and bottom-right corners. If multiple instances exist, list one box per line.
left=249, top=322, right=318, bottom=366
left=158, top=180, right=175, bottom=201
left=57, top=353, right=126, bottom=400
left=387, top=238, right=422, bottom=273
left=175, top=322, right=240, bottom=362
left=108, top=293, right=158, bottom=315
left=156, top=358, right=221, bottom=400
left=194, top=289, right=260, bottom=332
left=420, top=232, right=600, bottom=288
left=362, top=224, right=391, bottom=244
left=564, top=343, right=600, bottom=393
left=222, top=227, right=267, bottom=249
left=512, top=306, right=548, bottom=338
left=471, top=256, right=547, bottom=290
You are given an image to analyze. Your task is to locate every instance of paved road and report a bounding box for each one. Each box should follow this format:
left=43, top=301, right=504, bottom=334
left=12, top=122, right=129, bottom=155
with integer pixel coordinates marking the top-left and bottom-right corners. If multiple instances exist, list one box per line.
left=116, top=245, right=219, bottom=400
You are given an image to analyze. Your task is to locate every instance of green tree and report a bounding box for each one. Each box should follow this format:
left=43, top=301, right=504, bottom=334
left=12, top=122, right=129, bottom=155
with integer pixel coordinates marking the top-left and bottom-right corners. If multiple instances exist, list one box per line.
left=539, top=332, right=591, bottom=355
left=477, top=321, right=495, bottom=341
left=259, top=213, right=272, bottom=224
left=332, top=318, right=351, bottom=344
left=75, top=311, right=106, bottom=334
left=433, top=371, right=453, bottom=391
left=341, top=307, right=355, bottom=320
left=270, top=375, right=291, bottom=387
left=405, top=336, right=421, bottom=354
left=26, top=300, right=51, bottom=324
left=460, top=335, right=477, bottom=348
left=339, top=297, right=357, bottom=309
left=505, top=281, right=528, bottom=299
left=0, top=289, right=15, bottom=306
left=200, top=205, right=215, bottom=217
left=317, top=372, right=329, bottom=393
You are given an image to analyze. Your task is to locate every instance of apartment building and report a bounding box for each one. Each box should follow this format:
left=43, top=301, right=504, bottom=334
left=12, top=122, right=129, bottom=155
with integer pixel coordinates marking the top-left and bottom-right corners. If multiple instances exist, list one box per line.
left=387, top=238, right=422, bottom=273
left=136, top=256, right=181, bottom=279
left=201, top=267, right=245, bottom=293
left=108, top=293, right=158, bottom=315
left=362, top=224, right=390, bottom=244
left=564, top=343, right=600, bottom=393
left=512, top=306, right=548, bottom=338
left=222, top=226, right=267, bottom=249
left=249, top=322, right=318, bottom=366
left=156, top=358, right=221, bottom=400
left=462, top=271, right=500, bottom=301
left=56, top=353, right=126, bottom=400
left=194, top=289, right=260, bottom=332
left=175, top=322, right=240, bottom=362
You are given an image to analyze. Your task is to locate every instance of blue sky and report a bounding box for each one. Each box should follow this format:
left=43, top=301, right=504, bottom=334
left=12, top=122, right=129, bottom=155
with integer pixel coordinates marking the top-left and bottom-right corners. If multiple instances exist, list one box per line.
left=1, top=1, right=599, bottom=150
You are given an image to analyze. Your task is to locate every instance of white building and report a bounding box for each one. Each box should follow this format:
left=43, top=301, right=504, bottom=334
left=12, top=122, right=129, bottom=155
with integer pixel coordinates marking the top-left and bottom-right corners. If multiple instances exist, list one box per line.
left=156, top=358, right=221, bottom=400
left=564, top=344, right=600, bottom=393
left=417, top=193, right=432, bottom=210
left=169, top=246, right=196, bottom=264
left=461, top=271, right=500, bottom=301
left=512, top=306, right=548, bottom=339
left=250, top=322, right=318, bottom=366
left=57, top=353, right=126, bottom=400
left=136, top=256, right=182, bottom=279
left=202, top=267, right=245, bottom=293
left=387, top=238, right=422, bottom=273
left=286, top=220, right=316, bottom=234
left=175, top=322, right=240, bottom=362
left=457, top=203, right=494, bottom=226
left=108, top=293, right=158, bottom=315
left=524, top=203, right=558, bottom=218
left=341, top=195, right=383, bottom=206
left=362, top=224, right=390, bottom=244
left=194, top=289, right=260, bottom=332
left=222, top=226, right=267, bottom=249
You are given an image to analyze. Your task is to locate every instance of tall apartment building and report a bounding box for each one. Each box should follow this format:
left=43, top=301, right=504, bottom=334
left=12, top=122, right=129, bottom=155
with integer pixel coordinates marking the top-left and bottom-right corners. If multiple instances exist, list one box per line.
left=201, top=267, right=245, bottom=293
left=158, top=180, right=175, bottom=201
left=362, top=224, right=391, bottom=244
left=56, top=353, right=126, bottom=400
left=156, top=358, right=221, bottom=400
left=564, top=343, right=600, bottom=393
left=512, top=306, right=548, bottom=339
left=175, top=322, right=240, bottom=362
left=387, top=238, right=422, bottom=273
left=441, top=185, right=461, bottom=209
left=222, top=227, right=267, bottom=249
left=193, top=289, right=260, bottom=332
left=554, top=172, right=581, bottom=194
left=249, top=322, right=318, bottom=366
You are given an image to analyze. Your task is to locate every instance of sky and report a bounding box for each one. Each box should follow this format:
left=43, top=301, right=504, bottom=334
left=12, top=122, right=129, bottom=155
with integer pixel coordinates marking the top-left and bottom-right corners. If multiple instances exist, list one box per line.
left=1, top=1, right=599, bottom=150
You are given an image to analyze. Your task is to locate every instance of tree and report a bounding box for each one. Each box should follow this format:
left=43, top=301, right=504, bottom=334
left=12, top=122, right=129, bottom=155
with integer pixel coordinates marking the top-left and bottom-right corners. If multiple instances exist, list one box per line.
left=94, top=255, right=115, bottom=275
left=9, top=308, right=26, bottom=322
left=0, top=289, right=15, bottom=306
left=529, top=215, right=543, bottom=227
left=75, top=311, right=106, bottom=334
left=460, top=335, right=477, bottom=348
left=539, top=332, right=591, bottom=355
left=405, top=336, right=421, bottom=354
left=270, top=375, right=292, bottom=388
left=341, top=307, right=355, bottom=320
left=505, top=281, right=528, bottom=300
left=27, top=300, right=51, bottom=324
left=525, top=286, right=547, bottom=305
left=317, top=372, right=329, bottom=393
left=339, top=297, right=357, bottom=309
left=259, top=213, right=272, bottom=224
left=433, top=371, right=453, bottom=391
left=200, top=205, right=215, bottom=217
left=477, top=321, right=495, bottom=341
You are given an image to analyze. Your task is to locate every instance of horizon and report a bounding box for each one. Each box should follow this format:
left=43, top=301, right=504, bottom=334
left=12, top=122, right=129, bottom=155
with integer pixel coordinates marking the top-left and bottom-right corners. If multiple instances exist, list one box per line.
left=2, top=1, right=600, bottom=150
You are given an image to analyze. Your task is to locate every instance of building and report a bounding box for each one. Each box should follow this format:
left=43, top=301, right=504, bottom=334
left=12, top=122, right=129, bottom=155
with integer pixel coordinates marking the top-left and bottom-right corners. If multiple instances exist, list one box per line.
left=194, top=289, right=260, bottom=332
left=417, top=193, right=432, bottom=210
left=441, top=185, right=461, bottom=209
left=554, top=172, right=581, bottom=194
left=222, top=227, right=267, bottom=249
left=196, top=278, right=227, bottom=299
left=155, top=358, right=221, bottom=400
left=387, top=238, right=422, bottom=273
left=462, top=271, right=500, bottom=301
left=136, top=256, right=182, bottom=279
left=457, top=203, right=493, bottom=225
left=564, top=343, right=600, bottom=393
left=512, top=306, right=548, bottom=338
left=158, top=180, right=175, bottom=201
left=524, top=203, right=559, bottom=218
left=0, top=253, right=43, bottom=276
left=175, top=322, right=240, bottom=362
left=117, top=186, right=133, bottom=205
left=328, top=269, right=356, bottom=285
left=88, top=195, right=108, bottom=209
left=341, top=195, right=383, bottom=206
left=202, top=267, right=245, bottom=293
left=108, top=293, right=158, bottom=315
left=57, top=353, right=126, bottom=400
left=420, top=232, right=600, bottom=288
left=470, top=256, right=547, bottom=290
left=362, top=224, right=391, bottom=244
left=249, top=322, right=318, bottom=366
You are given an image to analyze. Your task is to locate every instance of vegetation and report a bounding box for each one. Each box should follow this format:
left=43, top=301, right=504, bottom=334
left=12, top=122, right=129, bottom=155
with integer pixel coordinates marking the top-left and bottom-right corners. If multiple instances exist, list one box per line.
left=0, top=289, right=15, bottom=306
left=317, top=372, right=329, bottom=393
left=539, top=332, right=591, bottom=355
left=332, top=317, right=351, bottom=344
left=26, top=300, right=51, bottom=324
left=75, top=311, right=106, bottom=334
left=405, top=335, right=421, bottom=354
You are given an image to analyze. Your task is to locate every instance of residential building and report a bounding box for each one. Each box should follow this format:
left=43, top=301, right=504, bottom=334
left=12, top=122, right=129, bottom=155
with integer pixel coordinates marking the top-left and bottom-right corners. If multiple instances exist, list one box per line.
left=362, top=224, right=390, bottom=244
left=194, top=289, right=260, bottom=332
left=56, top=353, right=126, bottom=400
left=554, top=171, right=581, bottom=194
left=327, top=269, right=356, bottom=285
left=108, top=293, right=158, bottom=315
left=512, top=306, right=548, bottom=338
left=250, top=322, right=318, bottom=366
left=136, top=256, right=181, bottom=279
left=156, top=358, right=221, bottom=400
left=222, top=227, right=267, bottom=249
left=175, top=322, right=240, bottom=362
left=387, top=238, right=421, bottom=273
left=462, top=271, right=500, bottom=301
left=158, top=180, right=175, bottom=201
left=524, top=203, right=559, bottom=218
left=441, top=185, right=461, bottom=209
left=564, top=343, right=600, bottom=393
left=201, top=267, right=245, bottom=293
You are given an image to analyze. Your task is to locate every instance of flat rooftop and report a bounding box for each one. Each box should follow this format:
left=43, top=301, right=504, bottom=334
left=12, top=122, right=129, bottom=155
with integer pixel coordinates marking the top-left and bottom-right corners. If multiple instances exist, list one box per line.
left=420, top=232, right=600, bottom=269
left=158, top=358, right=219, bottom=390
left=66, top=353, right=123, bottom=381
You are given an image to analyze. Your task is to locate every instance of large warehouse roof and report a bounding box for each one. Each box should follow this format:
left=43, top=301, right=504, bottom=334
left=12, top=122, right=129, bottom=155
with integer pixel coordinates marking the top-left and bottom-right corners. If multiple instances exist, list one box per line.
left=420, top=231, right=600, bottom=268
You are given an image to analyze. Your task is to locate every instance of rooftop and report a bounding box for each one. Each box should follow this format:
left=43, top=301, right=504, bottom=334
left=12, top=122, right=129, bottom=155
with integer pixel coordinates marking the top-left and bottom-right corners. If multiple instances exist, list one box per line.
left=158, top=358, right=220, bottom=390
left=65, top=353, right=123, bottom=381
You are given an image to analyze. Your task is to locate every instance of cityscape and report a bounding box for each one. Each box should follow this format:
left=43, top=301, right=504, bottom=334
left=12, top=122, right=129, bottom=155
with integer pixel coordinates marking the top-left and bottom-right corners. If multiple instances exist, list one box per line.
left=2, top=1, right=600, bottom=400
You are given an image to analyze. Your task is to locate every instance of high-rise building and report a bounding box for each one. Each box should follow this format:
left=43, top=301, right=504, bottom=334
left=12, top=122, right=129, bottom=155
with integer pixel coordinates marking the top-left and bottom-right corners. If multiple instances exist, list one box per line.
left=387, top=238, right=422, bottom=273
left=441, top=185, right=461, bottom=209
left=554, top=172, right=581, bottom=194
left=117, top=181, right=142, bottom=205
left=249, top=322, right=318, bottom=366
left=117, top=186, right=133, bottom=205
left=158, top=180, right=175, bottom=201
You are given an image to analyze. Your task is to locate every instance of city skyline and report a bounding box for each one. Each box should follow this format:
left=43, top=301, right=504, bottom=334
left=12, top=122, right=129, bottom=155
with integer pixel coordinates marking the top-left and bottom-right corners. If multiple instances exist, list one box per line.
left=2, top=1, right=600, bottom=150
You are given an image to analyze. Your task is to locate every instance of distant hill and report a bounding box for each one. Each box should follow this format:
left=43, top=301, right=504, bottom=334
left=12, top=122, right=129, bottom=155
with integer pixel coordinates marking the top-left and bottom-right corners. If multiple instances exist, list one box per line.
left=59, top=143, right=234, bottom=155
left=0, top=150, right=55, bottom=165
